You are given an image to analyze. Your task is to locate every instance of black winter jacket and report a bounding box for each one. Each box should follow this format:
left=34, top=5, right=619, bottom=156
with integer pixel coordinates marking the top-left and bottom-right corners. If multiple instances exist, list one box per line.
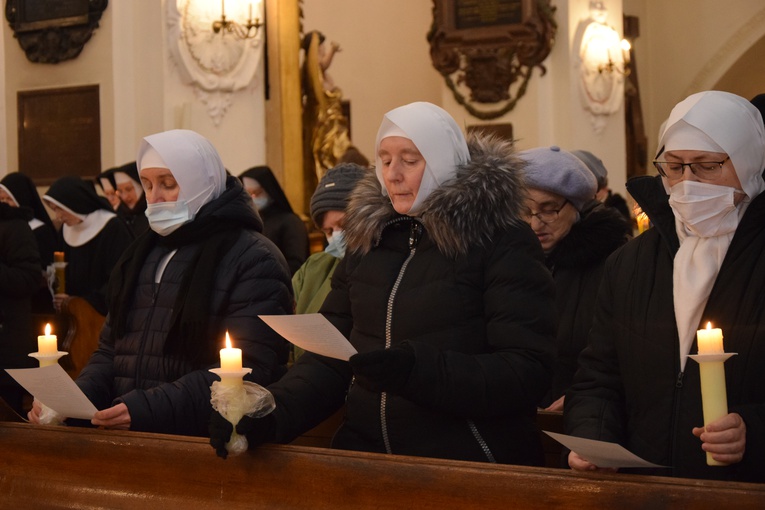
left=0, top=204, right=41, bottom=369
left=76, top=179, right=293, bottom=436
left=565, top=175, right=765, bottom=482
left=266, top=134, right=556, bottom=465
left=540, top=200, right=630, bottom=407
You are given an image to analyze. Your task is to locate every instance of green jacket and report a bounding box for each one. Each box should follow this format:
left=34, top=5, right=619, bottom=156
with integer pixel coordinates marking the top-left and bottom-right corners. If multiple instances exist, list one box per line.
left=291, top=251, right=341, bottom=358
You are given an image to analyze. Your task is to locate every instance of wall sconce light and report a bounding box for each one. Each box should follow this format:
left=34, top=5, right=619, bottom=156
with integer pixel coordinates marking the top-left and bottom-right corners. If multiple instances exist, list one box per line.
left=581, top=22, right=630, bottom=77
left=211, top=0, right=263, bottom=39
left=576, top=4, right=631, bottom=131
left=597, top=38, right=632, bottom=76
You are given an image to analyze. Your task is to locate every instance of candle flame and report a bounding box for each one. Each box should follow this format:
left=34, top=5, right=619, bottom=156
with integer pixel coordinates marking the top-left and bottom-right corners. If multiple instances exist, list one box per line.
left=45, top=323, right=51, bottom=336
left=225, top=331, right=232, bottom=349
left=706, top=322, right=712, bottom=330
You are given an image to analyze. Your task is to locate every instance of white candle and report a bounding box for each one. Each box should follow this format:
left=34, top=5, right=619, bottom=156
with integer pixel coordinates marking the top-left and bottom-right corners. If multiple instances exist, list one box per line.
left=697, top=322, right=724, bottom=354
left=695, top=321, right=728, bottom=466
left=220, top=331, right=242, bottom=371
left=38, top=323, right=58, bottom=356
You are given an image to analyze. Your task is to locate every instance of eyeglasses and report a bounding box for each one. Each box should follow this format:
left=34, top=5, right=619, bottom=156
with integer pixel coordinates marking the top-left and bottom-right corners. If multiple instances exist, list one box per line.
left=522, top=200, right=568, bottom=224
left=652, top=156, right=730, bottom=181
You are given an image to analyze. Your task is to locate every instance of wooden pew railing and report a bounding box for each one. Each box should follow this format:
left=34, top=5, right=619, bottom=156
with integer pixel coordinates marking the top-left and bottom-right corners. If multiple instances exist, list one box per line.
left=1, top=422, right=764, bottom=509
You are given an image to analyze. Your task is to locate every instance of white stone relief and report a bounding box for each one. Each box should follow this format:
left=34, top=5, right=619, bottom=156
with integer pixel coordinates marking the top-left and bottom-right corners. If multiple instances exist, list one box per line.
left=167, top=0, right=264, bottom=125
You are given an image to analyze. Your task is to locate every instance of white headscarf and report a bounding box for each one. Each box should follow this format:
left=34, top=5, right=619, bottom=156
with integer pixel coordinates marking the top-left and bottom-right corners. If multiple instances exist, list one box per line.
left=659, top=91, right=765, bottom=369
left=114, top=170, right=144, bottom=199
left=137, top=129, right=227, bottom=221
left=374, top=102, right=470, bottom=215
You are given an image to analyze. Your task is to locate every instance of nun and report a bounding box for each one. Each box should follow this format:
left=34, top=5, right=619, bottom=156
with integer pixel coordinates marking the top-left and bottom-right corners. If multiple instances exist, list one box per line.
left=565, top=91, right=765, bottom=482
left=239, top=165, right=309, bottom=275
left=0, top=172, right=57, bottom=313
left=30, top=129, right=293, bottom=437
left=114, top=161, right=149, bottom=236
left=211, top=102, right=556, bottom=465
left=96, top=168, right=121, bottom=210
left=42, top=176, right=133, bottom=315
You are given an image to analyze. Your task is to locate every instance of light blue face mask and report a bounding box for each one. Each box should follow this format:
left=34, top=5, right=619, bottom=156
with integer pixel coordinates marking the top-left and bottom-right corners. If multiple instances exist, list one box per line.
left=145, top=200, right=191, bottom=236
left=253, top=196, right=271, bottom=211
left=324, top=230, right=347, bottom=258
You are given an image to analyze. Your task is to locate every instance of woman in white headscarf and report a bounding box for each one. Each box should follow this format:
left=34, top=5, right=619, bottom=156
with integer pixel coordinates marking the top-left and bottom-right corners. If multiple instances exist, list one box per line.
left=29, top=130, right=294, bottom=437
left=211, top=102, right=556, bottom=465
left=565, top=91, right=765, bottom=482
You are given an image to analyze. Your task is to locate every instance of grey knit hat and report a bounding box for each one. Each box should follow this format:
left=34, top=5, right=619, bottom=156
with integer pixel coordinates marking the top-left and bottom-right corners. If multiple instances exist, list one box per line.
left=572, top=149, right=608, bottom=189
left=310, top=163, right=367, bottom=226
left=519, top=146, right=597, bottom=211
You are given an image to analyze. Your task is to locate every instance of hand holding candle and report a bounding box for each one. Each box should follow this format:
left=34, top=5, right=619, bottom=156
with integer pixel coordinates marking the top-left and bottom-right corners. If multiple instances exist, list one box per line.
left=694, top=321, right=730, bottom=466
left=210, top=331, right=260, bottom=457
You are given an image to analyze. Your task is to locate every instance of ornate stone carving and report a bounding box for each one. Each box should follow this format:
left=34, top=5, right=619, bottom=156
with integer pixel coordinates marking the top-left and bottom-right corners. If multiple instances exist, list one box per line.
left=4, top=0, right=108, bottom=64
left=428, top=0, right=556, bottom=120
left=166, top=0, right=264, bottom=126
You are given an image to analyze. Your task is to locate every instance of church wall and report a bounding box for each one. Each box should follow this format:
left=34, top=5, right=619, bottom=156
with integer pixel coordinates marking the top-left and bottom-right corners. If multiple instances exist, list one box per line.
left=2, top=0, right=763, bottom=197
left=2, top=1, right=116, bottom=175
left=625, top=0, right=765, bottom=161
left=300, top=0, right=442, bottom=165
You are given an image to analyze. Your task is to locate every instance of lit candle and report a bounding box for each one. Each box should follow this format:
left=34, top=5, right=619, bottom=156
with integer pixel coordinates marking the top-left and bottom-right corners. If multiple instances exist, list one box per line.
left=695, top=321, right=728, bottom=466
left=220, top=331, right=242, bottom=371
left=38, top=323, right=58, bottom=356
left=697, top=322, right=724, bottom=354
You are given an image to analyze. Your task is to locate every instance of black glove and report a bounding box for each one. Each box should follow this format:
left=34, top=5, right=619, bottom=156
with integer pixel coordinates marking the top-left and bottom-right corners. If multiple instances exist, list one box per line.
left=349, top=343, right=416, bottom=394
left=209, top=411, right=277, bottom=459
left=209, top=410, right=234, bottom=459
left=236, top=413, right=277, bottom=448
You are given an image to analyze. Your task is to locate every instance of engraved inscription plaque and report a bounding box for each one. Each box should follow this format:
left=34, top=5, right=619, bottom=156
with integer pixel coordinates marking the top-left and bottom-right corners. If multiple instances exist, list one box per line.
left=18, top=85, right=101, bottom=185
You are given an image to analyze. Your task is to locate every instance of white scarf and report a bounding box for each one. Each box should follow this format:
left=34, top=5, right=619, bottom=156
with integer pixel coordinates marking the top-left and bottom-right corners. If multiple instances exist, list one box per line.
left=374, top=102, right=470, bottom=216
left=137, top=129, right=227, bottom=222
left=670, top=181, right=747, bottom=370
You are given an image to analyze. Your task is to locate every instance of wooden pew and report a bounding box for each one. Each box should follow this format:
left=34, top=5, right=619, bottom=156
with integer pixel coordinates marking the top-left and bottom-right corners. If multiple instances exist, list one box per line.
left=1, top=422, right=763, bottom=509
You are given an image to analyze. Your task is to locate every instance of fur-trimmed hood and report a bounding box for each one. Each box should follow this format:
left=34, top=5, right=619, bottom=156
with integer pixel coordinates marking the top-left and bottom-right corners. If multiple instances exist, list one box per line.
left=345, top=133, right=527, bottom=257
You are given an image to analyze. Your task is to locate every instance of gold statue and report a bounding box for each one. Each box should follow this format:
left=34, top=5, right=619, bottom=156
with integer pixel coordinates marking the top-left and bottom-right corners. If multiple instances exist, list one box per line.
left=302, top=31, right=351, bottom=190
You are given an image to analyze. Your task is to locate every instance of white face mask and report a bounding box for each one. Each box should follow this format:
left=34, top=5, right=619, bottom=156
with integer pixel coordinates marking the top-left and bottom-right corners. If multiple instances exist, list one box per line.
left=324, top=230, right=347, bottom=258
left=668, top=180, right=741, bottom=238
left=145, top=200, right=191, bottom=236
left=253, top=196, right=270, bottom=211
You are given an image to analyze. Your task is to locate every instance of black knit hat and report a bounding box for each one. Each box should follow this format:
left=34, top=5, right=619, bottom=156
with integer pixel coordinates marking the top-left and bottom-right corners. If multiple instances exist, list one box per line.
left=310, top=163, right=367, bottom=226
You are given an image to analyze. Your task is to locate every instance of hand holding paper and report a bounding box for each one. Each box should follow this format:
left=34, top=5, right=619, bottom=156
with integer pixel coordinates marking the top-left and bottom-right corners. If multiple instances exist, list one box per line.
left=544, top=431, right=667, bottom=469
left=6, top=364, right=97, bottom=420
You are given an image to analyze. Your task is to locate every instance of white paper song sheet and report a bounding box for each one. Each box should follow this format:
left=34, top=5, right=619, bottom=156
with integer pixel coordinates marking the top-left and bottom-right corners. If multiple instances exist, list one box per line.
left=544, top=431, right=667, bottom=469
left=5, top=364, right=97, bottom=419
left=259, top=313, right=357, bottom=361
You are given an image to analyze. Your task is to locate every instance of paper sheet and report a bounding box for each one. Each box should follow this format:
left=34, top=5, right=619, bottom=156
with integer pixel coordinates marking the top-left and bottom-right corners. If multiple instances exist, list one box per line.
left=544, top=431, right=668, bottom=469
left=259, top=313, right=357, bottom=361
left=5, top=364, right=97, bottom=419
